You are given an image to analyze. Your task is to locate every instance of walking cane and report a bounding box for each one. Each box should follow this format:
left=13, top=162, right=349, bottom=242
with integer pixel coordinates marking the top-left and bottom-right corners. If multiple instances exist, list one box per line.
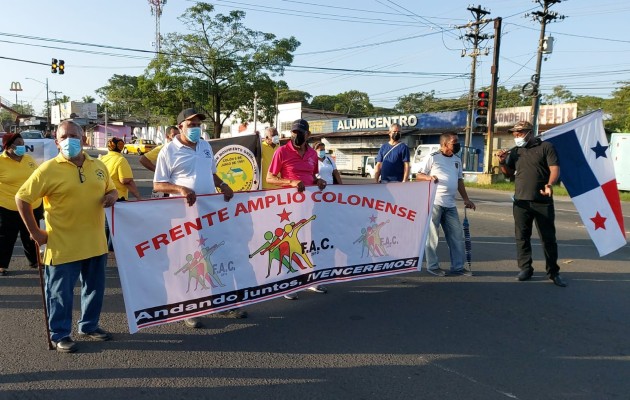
left=463, top=208, right=473, bottom=275
left=35, top=243, right=55, bottom=350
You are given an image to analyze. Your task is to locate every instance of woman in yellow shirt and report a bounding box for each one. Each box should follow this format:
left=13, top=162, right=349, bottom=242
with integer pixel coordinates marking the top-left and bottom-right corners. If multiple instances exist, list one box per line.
left=0, top=133, right=42, bottom=275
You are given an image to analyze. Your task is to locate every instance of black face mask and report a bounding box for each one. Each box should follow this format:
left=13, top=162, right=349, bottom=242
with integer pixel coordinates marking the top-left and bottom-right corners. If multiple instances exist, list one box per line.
left=292, top=132, right=306, bottom=147
left=452, top=143, right=461, bottom=154
left=391, top=132, right=401, bottom=141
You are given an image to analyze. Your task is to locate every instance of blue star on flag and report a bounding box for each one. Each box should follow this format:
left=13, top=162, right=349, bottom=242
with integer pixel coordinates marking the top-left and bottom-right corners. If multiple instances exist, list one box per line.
left=591, top=141, right=608, bottom=159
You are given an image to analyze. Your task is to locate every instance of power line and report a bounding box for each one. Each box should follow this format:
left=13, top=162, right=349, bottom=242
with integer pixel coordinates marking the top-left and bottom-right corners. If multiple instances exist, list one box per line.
left=505, top=22, right=630, bottom=44
left=203, top=0, right=449, bottom=27
left=295, top=29, right=451, bottom=56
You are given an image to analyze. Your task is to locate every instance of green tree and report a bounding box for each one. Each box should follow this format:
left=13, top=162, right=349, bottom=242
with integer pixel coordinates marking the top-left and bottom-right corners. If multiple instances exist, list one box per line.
left=82, top=95, right=96, bottom=103
left=495, top=86, right=530, bottom=108
left=336, top=90, right=374, bottom=116
left=159, top=2, right=300, bottom=137
left=395, top=91, right=467, bottom=114
left=543, top=85, right=576, bottom=105
left=310, top=95, right=339, bottom=112
left=575, top=95, right=606, bottom=116
left=96, top=75, right=142, bottom=120
left=51, top=94, right=70, bottom=106
left=606, top=81, right=630, bottom=132
left=395, top=91, right=438, bottom=113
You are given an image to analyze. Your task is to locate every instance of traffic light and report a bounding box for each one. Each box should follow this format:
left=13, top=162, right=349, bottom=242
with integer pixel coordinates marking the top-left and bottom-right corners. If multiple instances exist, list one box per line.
left=51, top=58, right=58, bottom=74
left=59, top=60, right=65, bottom=75
left=474, top=91, right=489, bottom=133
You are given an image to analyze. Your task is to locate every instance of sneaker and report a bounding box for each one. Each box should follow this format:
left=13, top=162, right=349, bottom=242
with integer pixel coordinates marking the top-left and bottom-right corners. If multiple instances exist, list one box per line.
left=306, top=285, right=327, bottom=293
left=53, top=337, right=77, bottom=353
left=78, top=327, right=111, bottom=341
left=427, top=268, right=447, bottom=277
left=284, top=292, right=298, bottom=300
left=450, top=268, right=473, bottom=277
left=217, top=308, right=248, bottom=319
left=184, top=317, right=202, bottom=329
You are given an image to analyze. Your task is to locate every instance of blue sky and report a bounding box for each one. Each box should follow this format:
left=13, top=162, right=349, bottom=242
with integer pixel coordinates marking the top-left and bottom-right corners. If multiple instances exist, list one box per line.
left=1, top=0, right=628, bottom=114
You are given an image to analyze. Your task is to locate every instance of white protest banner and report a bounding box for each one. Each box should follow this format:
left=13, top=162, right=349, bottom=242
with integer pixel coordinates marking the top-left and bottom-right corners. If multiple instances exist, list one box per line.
left=108, top=182, right=435, bottom=333
left=23, top=139, right=58, bottom=165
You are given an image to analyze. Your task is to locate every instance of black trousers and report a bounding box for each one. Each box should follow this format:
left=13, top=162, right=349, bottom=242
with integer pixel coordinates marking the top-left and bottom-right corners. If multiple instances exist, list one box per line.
left=0, top=206, right=42, bottom=269
left=513, top=199, right=560, bottom=277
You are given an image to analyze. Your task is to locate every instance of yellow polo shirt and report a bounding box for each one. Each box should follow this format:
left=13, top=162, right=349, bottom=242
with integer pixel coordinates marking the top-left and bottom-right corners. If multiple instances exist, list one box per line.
left=143, top=144, right=163, bottom=164
left=16, top=152, right=116, bottom=265
left=100, top=151, right=134, bottom=200
left=0, top=152, right=42, bottom=211
left=261, top=141, right=279, bottom=189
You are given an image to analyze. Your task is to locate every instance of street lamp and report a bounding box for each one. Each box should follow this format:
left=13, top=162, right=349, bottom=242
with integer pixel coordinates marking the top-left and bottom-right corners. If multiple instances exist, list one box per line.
left=25, top=77, right=50, bottom=132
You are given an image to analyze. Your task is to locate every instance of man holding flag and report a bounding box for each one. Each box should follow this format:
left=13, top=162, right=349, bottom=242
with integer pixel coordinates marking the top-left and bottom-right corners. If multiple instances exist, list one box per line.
left=497, top=121, right=567, bottom=288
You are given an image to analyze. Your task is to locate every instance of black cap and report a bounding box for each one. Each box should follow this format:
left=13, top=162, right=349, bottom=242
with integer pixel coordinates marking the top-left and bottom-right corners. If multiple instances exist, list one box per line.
left=177, top=108, right=206, bottom=125
left=291, top=119, right=309, bottom=134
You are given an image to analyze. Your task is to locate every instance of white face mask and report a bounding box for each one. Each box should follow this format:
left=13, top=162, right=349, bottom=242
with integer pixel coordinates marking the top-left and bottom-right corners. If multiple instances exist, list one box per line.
left=514, top=135, right=529, bottom=148
left=271, top=136, right=280, bottom=145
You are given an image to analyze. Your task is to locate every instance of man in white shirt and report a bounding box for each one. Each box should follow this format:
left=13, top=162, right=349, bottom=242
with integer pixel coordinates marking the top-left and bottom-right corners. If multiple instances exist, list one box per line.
left=154, top=108, right=245, bottom=328
left=417, top=132, right=475, bottom=277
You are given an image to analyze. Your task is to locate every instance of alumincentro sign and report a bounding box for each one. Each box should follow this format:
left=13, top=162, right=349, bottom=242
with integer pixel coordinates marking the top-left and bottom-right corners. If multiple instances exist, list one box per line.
left=317, top=110, right=467, bottom=134
left=336, top=115, right=418, bottom=131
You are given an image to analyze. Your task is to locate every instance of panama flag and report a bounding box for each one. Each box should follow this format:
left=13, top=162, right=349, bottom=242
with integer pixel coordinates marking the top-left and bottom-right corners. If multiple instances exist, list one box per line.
left=541, top=110, right=627, bottom=256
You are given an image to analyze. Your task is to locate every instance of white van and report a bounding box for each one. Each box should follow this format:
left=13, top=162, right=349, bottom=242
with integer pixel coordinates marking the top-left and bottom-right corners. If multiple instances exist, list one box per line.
left=410, top=144, right=440, bottom=175
left=363, top=156, right=376, bottom=178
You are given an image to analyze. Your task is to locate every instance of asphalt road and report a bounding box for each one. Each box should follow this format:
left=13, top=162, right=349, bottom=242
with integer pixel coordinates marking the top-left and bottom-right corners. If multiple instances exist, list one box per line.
left=1, top=151, right=629, bottom=400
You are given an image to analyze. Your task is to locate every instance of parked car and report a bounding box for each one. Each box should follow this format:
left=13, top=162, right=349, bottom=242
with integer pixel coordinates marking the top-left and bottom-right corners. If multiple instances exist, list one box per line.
left=19, top=130, right=45, bottom=139
left=123, top=139, right=157, bottom=155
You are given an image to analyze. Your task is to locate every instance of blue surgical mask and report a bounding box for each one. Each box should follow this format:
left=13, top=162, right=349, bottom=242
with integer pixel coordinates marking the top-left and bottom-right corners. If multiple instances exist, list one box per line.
left=60, top=137, right=82, bottom=158
left=272, top=136, right=280, bottom=145
left=14, top=145, right=26, bottom=156
left=318, top=150, right=326, bottom=158
left=186, top=127, right=202, bottom=143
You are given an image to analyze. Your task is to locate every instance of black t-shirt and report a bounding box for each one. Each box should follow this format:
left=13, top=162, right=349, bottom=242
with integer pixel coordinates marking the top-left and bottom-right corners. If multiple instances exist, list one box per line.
left=505, top=138, right=559, bottom=202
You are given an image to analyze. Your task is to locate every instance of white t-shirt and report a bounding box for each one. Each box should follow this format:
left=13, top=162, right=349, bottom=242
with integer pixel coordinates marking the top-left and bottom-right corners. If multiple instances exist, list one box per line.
left=316, top=156, right=337, bottom=184
left=421, top=151, right=463, bottom=208
left=154, top=136, right=217, bottom=194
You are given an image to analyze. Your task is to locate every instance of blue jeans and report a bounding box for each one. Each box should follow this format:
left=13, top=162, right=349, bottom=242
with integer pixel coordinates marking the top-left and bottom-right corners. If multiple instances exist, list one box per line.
left=425, top=205, right=465, bottom=272
left=44, top=254, right=107, bottom=341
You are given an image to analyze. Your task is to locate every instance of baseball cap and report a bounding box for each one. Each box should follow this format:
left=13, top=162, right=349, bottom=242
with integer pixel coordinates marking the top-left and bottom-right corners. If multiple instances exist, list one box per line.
left=508, top=121, right=533, bottom=132
left=177, top=108, right=206, bottom=125
left=291, top=119, right=309, bottom=134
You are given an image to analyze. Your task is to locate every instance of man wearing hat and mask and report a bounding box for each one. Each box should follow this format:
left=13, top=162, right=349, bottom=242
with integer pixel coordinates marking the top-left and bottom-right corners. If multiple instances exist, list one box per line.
left=266, top=119, right=328, bottom=299
left=154, top=108, right=245, bottom=327
left=497, top=120, right=566, bottom=287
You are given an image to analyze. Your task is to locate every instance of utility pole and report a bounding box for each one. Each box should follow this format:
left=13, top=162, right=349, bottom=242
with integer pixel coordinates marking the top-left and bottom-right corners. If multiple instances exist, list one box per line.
left=528, top=0, right=565, bottom=135
left=50, top=90, right=62, bottom=105
left=253, top=91, right=258, bottom=134
left=457, top=5, right=491, bottom=155
left=148, top=0, right=166, bottom=54
left=485, top=17, right=502, bottom=174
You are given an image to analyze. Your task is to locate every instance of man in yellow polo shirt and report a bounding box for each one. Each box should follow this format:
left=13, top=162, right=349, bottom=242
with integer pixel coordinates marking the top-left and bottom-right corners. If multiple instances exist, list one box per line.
left=261, top=127, right=280, bottom=189
left=101, top=137, right=141, bottom=201
left=140, top=126, right=178, bottom=198
left=16, top=121, right=118, bottom=353
left=139, top=126, right=179, bottom=172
